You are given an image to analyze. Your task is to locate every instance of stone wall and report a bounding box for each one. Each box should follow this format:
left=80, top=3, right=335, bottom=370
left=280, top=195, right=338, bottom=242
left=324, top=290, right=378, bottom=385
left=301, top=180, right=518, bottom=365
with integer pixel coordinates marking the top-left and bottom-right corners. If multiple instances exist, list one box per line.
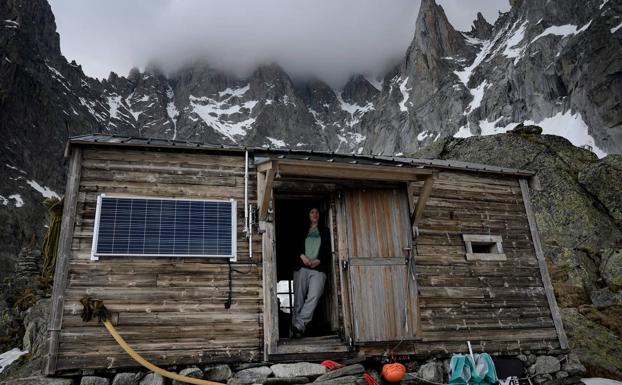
left=0, top=352, right=588, bottom=385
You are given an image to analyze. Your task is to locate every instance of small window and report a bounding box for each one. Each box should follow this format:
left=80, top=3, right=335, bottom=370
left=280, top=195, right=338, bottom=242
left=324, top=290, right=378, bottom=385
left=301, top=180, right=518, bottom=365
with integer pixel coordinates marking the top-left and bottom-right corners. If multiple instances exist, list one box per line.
left=462, top=234, right=506, bottom=261
left=91, top=195, right=237, bottom=260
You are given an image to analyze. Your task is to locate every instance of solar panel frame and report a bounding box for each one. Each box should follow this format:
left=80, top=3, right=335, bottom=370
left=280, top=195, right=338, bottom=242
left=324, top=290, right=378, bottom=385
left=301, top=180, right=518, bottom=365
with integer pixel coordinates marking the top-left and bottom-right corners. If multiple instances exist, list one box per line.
left=90, top=194, right=237, bottom=261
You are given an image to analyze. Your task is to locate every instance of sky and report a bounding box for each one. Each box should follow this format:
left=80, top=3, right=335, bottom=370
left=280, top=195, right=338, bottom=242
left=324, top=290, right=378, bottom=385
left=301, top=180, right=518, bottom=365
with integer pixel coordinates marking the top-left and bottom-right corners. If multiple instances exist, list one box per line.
left=49, top=0, right=510, bottom=87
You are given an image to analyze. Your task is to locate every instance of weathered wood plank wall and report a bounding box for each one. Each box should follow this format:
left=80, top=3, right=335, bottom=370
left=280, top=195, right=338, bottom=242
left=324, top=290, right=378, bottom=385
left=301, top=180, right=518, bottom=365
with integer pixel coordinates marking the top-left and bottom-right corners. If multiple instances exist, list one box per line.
left=56, top=146, right=263, bottom=371
left=391, top=171, right=558, bottom=355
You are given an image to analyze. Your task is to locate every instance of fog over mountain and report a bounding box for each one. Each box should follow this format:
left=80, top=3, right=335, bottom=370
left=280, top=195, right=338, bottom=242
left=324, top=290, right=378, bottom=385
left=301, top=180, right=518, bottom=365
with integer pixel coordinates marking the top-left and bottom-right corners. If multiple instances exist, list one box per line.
left=48, top=0, right=510, bottom=87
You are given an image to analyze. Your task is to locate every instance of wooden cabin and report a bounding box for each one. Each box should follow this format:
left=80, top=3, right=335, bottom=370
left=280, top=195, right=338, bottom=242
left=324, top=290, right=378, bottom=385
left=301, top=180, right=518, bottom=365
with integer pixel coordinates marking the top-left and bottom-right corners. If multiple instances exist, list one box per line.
left=44, top=134, right=568, bottom=375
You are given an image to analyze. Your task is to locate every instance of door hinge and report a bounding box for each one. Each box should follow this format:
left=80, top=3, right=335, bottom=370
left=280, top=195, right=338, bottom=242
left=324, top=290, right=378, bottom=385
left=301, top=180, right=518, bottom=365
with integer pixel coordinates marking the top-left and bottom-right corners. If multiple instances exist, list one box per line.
left=342, top=260, right=348, bottom=270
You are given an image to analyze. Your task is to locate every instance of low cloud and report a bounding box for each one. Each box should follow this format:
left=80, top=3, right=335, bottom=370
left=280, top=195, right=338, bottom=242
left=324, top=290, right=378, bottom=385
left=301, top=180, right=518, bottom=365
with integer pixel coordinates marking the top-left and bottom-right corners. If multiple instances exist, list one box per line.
left=49, top=0, right=509, bottom=87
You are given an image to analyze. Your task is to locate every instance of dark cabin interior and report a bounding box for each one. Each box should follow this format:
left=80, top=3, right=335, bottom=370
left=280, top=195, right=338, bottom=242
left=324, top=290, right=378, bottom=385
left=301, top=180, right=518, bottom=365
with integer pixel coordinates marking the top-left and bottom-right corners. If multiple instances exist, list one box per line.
left=274, top=196, right=336, bottom=339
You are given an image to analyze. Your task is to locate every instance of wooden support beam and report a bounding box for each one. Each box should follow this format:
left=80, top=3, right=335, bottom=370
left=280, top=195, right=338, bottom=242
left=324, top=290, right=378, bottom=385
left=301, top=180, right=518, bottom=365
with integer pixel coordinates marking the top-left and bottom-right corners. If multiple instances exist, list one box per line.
left=261, top=221, right=278, bottom=358
left=411, top=174, right=436, bottom=225
left=519, top=178, right=569, bottom=350
left=256, top=159, right=433, bottom=182
left=259, top=168, right=275, bottom=221
left=45, top=147, right=82, bottom=375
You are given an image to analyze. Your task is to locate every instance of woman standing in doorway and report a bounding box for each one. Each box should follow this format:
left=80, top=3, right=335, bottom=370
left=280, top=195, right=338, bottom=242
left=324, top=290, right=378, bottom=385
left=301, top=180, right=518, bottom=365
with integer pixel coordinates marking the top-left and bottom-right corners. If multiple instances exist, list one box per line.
left=291, top=207, right=331, bottom=338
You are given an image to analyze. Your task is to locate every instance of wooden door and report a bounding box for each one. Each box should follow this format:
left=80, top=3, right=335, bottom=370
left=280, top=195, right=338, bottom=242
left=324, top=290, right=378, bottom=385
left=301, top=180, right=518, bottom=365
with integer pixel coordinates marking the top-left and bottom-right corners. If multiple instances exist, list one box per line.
left=342, top=188, right=417, bottom=343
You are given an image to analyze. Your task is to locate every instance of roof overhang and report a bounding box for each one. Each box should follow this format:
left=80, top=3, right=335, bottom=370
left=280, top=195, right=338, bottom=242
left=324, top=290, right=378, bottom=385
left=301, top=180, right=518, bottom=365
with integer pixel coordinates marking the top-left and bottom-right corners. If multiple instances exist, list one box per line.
left=256, top=158, right=434, bottom=182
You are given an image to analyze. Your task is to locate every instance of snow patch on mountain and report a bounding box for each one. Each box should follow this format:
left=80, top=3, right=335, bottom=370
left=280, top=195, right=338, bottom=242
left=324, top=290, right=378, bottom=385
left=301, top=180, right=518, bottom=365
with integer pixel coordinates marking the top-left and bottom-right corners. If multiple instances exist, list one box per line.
left=465, top=80, right=489, bottom=114
left=454, top=112, right=606, bottom=158
left=266, top=137, right=286, bottom=147
left=308, top=108, right=326, bottom=131
left=526, top=112, right=607, bottom=158
left=166, top=86, right=179, bottom=140
left=189, top=95, right=257, bottom=141
left=336, top=91, right=374, bottom=128
left=26, top=180, right=60, bottom=198
left=0, top=348, right=28, bottom=373
left=502, top=20, right=529, bottom=64
left=107, top=95, right=122, bottom=120
left=530, top=22, right=592, bottom=44
left=0, top=194, right=24, bottom=208
left=219, top=84, right=250, bottom=98
left=399, top=77, right=412, bottom=112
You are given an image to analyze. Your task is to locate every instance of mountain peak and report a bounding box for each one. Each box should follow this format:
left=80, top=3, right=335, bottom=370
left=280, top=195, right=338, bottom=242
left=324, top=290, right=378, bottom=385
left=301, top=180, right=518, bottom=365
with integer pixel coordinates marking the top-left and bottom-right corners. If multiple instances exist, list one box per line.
left=408, top=0, right=468, bottom=65
left=470, top=12, right=494, bottom=40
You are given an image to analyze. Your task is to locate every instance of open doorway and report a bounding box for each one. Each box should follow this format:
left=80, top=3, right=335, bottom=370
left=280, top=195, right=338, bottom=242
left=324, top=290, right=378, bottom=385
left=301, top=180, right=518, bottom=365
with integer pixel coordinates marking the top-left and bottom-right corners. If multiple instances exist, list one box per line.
left=274, top=196, right=338, bottom=340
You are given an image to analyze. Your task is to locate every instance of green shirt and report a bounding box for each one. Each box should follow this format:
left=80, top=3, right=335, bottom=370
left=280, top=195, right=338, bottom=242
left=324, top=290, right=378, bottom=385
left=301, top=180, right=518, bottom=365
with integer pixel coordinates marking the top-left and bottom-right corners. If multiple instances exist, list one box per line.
left=305, top=227, right=322, bottom=260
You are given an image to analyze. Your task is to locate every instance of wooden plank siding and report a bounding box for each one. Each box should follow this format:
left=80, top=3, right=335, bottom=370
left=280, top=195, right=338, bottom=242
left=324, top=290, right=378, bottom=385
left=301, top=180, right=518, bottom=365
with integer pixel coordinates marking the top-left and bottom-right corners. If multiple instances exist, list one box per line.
left=54, top=147, right=263, bottom=372
left=362, top=171, right=560, bottom=355
left=343, top=189, right=417, bottom=343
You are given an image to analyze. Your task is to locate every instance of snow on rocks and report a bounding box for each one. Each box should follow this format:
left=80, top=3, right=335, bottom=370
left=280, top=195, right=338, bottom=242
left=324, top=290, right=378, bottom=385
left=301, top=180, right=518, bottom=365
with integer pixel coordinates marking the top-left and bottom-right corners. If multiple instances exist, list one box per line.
left=165, top=86, right=179, bottom=140
left=465, top=80, right=489, bottom=115
left=0, top=194, right=24, bottom=207
left=453, top=111, right=607, bottom=159
left=219, top=84, right=250, bottom=98
left=336, top=91, right=374, bottom=128
left=189, top=95, right=257, bottom=141
left=582, top=379, right=622, bottom=385
left=266, top=137, right=286, bottom=148
left=26, top=179, right=60, bottom=199
left=107, top=95, right=122, bottom=120
left=0, top=348, right=28, bottom=373
left=530, top=22, right=593, bottom=44
left=502, top=20, right=529, bottom=64
left=3, top=19, right=20, bottom=29
left=398, top=77, right=411, bottom=112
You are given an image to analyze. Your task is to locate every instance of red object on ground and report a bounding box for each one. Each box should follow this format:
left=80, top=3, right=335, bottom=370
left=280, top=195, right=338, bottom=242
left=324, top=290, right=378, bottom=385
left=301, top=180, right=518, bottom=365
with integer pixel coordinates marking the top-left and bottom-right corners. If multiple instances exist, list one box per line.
left=321, top=360, right=345, bottom=370
left=363, top=372, right=379, bottom=385
left=382, top=362, right=406, bottom=383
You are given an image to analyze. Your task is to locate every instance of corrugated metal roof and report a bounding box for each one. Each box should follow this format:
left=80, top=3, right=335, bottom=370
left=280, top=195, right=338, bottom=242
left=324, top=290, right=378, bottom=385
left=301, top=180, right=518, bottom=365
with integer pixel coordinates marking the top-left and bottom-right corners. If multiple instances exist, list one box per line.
left=68, top=133, right=535, bottom=177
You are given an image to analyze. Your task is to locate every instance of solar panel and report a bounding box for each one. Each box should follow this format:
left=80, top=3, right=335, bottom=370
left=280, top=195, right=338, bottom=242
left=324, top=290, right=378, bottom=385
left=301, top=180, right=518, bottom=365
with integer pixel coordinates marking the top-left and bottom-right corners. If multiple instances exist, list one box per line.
left=91, top=195, right=236, bottom=260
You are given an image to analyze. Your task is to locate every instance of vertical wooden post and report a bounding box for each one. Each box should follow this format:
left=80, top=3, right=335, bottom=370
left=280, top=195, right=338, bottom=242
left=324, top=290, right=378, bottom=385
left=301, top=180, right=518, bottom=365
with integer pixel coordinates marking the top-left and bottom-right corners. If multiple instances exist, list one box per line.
left=519, top=178, right=569, bottom=349
left=45, top=146, right=82, bottom=375
left=335, top=193, right=353, bottom=345
left=406, top=182, right=423, bottom=338
left=261, top=221, right=278, bottom=359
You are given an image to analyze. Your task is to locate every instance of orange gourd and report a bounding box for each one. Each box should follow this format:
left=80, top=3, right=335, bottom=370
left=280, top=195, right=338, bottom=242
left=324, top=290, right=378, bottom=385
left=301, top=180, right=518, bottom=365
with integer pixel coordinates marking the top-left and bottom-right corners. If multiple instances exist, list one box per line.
left=382, top=362, right=406, bottom=383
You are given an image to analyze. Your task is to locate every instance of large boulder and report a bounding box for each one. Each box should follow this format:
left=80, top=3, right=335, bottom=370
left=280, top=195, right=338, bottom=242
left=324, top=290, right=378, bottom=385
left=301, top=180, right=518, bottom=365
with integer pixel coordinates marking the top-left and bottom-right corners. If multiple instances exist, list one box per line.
left=578, top=155, right=622, bottom=228
left=204, top=364, right=233, bottom=382
left=270, top=363, right=326, bottom=379
left=234, top=366, right=272, bottom=380
left=530, top=356, right=560, bottom=375
left=22, top=298, right=50, bottom=358
left=561, top=308, right=622, bottom=380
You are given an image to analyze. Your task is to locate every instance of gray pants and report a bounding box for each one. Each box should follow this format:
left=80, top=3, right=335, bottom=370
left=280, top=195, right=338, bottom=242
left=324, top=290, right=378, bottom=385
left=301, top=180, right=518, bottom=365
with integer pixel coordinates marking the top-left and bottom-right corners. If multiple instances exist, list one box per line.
left=292, top=267, right=326, bottom=332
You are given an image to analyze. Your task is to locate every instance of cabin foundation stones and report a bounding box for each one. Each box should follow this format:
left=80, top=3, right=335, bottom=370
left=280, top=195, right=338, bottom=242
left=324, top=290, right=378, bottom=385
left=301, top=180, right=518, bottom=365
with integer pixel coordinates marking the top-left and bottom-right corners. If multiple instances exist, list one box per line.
left=3, top=354, right=587, bottom=385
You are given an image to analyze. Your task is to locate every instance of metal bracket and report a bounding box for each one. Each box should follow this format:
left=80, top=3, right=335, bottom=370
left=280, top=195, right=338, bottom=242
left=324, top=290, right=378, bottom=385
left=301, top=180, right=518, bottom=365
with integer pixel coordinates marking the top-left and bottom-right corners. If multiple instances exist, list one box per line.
left=342, top=260, right=348, bottom=270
